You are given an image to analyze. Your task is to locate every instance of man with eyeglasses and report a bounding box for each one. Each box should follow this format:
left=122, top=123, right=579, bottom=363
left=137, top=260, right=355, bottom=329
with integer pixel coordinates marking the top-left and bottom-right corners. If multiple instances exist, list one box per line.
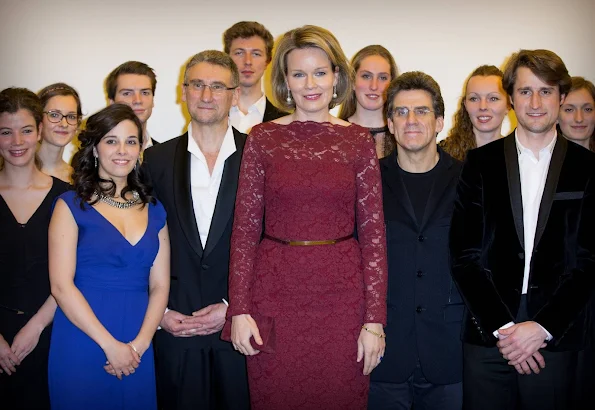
left=369, top=71, right=464, bottom=410
left=142, top=50, right=249, bottom=410
left=223, top=21, right=286, bottom=133
left=450, top=49, right=595, bottom=410
left=106, top=61, right=158, bottom=151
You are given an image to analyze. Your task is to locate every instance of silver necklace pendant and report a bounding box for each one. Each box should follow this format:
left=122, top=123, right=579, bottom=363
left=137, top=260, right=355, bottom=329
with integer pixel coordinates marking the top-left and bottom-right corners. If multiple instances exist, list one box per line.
left=96, top=190, right=140, bottom=209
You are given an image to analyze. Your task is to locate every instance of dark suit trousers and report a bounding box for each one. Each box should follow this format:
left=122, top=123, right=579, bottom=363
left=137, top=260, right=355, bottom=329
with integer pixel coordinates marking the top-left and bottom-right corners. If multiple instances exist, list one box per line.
left=154, top=340, right=249, bottom=410
left=463, top=296, right=580, bottom=410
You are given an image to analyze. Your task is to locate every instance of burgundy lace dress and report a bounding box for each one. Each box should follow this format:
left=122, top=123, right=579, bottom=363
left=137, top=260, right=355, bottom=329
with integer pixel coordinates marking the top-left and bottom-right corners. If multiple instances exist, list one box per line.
left=228, top=121, right=387, bottom=410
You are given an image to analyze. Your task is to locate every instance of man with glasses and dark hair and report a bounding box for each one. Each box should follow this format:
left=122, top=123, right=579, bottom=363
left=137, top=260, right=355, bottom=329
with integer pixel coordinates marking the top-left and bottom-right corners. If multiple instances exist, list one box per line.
left=106, top=61, right=158, bottom=150
left=369, top=71, right=464, bottom=410
left=451, top=49, right=595, bottom=410
left=223, top=21, right=286, bottom=133
left=142, top=50, right=249, bottom=410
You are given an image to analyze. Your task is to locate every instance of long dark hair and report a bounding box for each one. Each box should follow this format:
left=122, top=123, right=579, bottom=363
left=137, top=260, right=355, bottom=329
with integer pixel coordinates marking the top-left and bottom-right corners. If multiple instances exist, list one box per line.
left=440, top=65, right=504, bottom=161
left=71, top=104, right=154, bottom=209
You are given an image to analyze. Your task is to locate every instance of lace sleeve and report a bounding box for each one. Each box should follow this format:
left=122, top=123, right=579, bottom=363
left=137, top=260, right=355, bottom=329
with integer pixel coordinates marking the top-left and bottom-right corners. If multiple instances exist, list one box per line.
left=227, top=130, right=266, bottom=317
left=354, top=129, right=388, bottom=325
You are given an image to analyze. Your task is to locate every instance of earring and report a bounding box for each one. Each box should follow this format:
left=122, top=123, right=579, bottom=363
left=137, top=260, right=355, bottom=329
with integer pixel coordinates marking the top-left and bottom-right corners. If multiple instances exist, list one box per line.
left=332, top=85, right=337, bottom=99
left=286, top=88, right=292, bottom=103
left=94, top=156, right=97, bottom=168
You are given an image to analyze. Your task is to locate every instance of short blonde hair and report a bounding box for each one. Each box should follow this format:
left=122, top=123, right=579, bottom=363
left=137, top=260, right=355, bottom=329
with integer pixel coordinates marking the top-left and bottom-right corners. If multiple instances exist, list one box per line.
left=271, top=25, right=353, bottom=111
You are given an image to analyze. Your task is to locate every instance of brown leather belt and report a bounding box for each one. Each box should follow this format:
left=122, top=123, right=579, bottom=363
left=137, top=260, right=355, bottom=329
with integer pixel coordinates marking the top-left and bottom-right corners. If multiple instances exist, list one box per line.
left=263, top=233, right=353, bottom=246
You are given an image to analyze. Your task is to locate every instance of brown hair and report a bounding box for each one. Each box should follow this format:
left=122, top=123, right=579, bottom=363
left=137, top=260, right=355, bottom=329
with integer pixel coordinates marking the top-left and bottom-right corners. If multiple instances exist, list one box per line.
left=338, top=45, right=398, bottom=120
left=271, top=25, right=353, bottom=112
left=502, top=49, right=571, bottom=100
left=386, top=71, right=444, bottom=119
left=441, top=65, right=504, bottom=161
left=566, top=76, right=595, bottom=151
left=223, top=21, right=274, bottom=63
left=105, top=61, right=157, bottom=100
left=0, top=87, right=43, bottom=170
left=38, top=82, right=83, bottom=119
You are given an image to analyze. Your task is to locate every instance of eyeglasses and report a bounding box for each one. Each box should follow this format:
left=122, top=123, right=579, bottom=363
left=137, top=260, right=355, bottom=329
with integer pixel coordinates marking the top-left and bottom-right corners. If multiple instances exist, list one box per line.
left=392, top=107, right=435, bottom=118
left=44, top=111, right=80, bottom=125
left=183, top=80, right=237, bottom=94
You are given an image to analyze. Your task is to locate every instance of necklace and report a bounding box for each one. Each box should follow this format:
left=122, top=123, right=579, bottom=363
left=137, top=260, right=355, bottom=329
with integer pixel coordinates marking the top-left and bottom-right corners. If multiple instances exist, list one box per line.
left=96, top=190, right=140, bottom=209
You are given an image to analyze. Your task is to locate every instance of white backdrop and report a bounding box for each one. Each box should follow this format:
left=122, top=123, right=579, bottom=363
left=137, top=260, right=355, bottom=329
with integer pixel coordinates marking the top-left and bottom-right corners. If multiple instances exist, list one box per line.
left=1, top=0, right=593, bottom=142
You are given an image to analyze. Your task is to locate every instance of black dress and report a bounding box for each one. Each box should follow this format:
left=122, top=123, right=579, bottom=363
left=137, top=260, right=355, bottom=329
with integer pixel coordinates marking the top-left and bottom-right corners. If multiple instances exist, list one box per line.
left=0, top=177, right=70, bottom=410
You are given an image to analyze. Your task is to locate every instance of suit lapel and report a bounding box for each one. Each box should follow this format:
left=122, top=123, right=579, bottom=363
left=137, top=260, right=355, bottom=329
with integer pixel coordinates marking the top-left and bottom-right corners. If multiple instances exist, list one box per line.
left=534, top=137, right=567, bottom=246
left=382, top=151, right=418, bottom=230
left=419, top=150, right=456, bottom=230
left=173, top=133, right=203, bottom=259
left=203, top=129, right=246, bottom=258
left=504, top=134, right=525, bottom=249
left=262, top=98, right=284, bottom=123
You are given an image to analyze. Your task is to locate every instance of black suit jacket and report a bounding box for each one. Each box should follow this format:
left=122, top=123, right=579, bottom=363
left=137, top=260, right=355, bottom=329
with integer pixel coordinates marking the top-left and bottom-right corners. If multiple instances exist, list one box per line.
left=372, top=148, right=464, bottom=385
left=142, top=128, right=247, bottom=350
left=262, top=97, right=287, bottom=123
left=450, top=133, right=595, bottom=351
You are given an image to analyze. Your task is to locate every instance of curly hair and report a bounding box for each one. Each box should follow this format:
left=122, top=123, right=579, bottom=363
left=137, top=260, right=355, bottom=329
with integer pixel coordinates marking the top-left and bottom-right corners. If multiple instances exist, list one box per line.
left=71, top=104, right=154, bottom=209
left=339, top=45, right=398, bottom=120
left=440, top=65, right=504, bottom=161
left=0, top=87, right=44, bottom=171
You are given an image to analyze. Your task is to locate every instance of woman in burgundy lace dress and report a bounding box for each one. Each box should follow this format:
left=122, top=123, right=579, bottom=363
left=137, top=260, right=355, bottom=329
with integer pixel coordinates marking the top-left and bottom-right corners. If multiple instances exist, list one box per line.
left=227, top=25, right=388, bottom=410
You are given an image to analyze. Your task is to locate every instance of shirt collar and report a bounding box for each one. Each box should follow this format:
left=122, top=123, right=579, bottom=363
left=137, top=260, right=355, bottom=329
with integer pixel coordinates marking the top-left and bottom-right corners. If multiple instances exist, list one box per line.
left=230, top=93, right=266, bottom=115
left=143, top=130, right=153, bottom=151
left=186, top=122, right=237, bottom=165
left=514, top=129, right=557, bottom=158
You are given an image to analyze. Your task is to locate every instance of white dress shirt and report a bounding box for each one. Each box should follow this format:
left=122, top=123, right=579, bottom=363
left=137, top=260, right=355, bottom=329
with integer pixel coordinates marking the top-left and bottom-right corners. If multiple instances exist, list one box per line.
left=187, top=122, right=237, bottom=249
left=229, top=94, right=266, bottom=134
left=494, top=131, right=557, bottom=340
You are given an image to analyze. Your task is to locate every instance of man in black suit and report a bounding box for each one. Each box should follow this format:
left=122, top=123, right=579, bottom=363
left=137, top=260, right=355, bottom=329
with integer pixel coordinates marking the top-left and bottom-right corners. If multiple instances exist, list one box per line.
left=369, top=72, right=464, bottom=410
left=106, top=61, right=159, bottom=149
left=223, top=21, right=286, bottom=133
left=451, top=49, right=595, bottom=410
left=142, top=50, right=249, bottom=410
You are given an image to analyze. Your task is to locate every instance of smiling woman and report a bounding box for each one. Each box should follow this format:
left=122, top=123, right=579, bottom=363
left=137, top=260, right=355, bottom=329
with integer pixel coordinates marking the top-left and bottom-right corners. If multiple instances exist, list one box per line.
left=47, top=103, right=170, bottom=410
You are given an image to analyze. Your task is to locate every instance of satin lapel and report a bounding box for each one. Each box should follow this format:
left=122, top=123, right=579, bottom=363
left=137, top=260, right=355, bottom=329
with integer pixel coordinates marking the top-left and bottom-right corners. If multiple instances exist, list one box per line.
left=203, top=130, right=246, bottom=258
left=173, top=133, right=203, bottom=259
left=382, top=152, right=418, bottom=230
left=534, top=137, right=567, bottom=247
left=419, top=151, right=456, bottom=230
left=504, top=134, right=525, bottom=249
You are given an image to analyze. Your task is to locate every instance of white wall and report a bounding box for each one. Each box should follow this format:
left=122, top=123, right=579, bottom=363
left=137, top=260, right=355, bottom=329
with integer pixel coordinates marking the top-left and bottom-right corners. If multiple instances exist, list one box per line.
left=1, top=0, right=593, bottom=142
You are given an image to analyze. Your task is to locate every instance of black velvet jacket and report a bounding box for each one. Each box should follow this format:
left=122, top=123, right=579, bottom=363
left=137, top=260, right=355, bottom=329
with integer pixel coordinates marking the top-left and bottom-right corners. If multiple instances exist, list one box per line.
left=450, top=133, right=595, bottom=350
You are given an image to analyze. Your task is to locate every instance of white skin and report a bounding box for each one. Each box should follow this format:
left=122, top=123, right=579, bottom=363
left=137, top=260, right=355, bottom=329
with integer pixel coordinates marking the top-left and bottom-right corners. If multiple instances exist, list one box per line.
left=49, top=119, right=170, bottom=379
left=157, top=62, right=239, bottom=338
left=464, top=75, right=509, bottom=147
left=496, top=67, right=565, bottom=375
left=229, top=36, right=269, bottom=113
left=559, top=87, right=595, bottom=149
left=38, top=95, right=79, bottom=182
left=232, top=47, right=385, bottom=376
left=0, top=109, right=56, bottom=375
left=349, top=55, right=393, bottom=158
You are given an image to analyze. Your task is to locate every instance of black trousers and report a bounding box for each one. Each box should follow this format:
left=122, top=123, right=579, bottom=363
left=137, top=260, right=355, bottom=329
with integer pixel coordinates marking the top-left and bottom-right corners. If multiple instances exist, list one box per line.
left=462, top=295, right=580, bottom=410
left=154, top=341, right=249, bottom=410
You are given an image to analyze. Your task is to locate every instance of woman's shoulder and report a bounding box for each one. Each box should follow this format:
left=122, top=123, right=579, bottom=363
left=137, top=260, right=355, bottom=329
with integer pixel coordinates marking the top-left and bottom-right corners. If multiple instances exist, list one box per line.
left=149, top=198, right=167, bottom=229
left=50, top=177, right=72, bottom=196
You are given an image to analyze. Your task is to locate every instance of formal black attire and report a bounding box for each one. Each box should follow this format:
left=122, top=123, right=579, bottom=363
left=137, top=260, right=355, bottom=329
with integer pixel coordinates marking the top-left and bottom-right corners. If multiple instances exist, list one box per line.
left=142, top=129, right=249, bottom=410
left=262, top=97, right=287, bottom=123
left=0, top=177, right=70, bottom=410
left=450, top=134, right=595, bottom=410
left=369, top=148, right=464, bottom=410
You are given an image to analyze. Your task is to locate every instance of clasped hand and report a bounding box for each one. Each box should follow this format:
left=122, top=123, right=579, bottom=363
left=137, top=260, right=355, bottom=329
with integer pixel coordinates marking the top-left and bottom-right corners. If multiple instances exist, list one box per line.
left=160, top=303, right=227, bottom=337
left=497, top=321, right=548, bottom=375
left=103, top=341, right=141, bottom=380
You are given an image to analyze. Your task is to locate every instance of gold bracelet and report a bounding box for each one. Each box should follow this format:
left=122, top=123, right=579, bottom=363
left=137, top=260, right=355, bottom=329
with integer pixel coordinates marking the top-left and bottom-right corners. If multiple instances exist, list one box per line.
left=128, top=342, right=141, bottom=356
left=362, top=325, right=386, bottom=338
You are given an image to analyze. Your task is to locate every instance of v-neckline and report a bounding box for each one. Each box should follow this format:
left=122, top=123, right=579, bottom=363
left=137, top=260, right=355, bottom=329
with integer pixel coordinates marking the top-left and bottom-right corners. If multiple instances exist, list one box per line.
left=0, top=178, right=56, bottom=227
left=88, top=203, right=150, bottom=247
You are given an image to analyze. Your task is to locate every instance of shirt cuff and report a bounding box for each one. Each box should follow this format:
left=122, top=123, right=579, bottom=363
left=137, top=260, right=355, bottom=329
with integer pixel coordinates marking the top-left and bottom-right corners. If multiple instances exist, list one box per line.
left=157, top=307, right=169, bottom=331
left=536, top=323, right=553, bottom=341
left=493, top=321, right=515, bottom=338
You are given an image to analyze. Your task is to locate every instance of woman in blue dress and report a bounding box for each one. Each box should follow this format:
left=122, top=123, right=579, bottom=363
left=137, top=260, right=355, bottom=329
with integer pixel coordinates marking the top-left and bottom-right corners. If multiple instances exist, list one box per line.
left=48, top=103, right=170, bottom=410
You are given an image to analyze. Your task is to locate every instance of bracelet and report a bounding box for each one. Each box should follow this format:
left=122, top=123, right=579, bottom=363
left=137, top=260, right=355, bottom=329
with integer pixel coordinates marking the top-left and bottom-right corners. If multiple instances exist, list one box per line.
left=128, top=342, right=141, bottom=356
left=362, top=325, right=386, bottom=338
